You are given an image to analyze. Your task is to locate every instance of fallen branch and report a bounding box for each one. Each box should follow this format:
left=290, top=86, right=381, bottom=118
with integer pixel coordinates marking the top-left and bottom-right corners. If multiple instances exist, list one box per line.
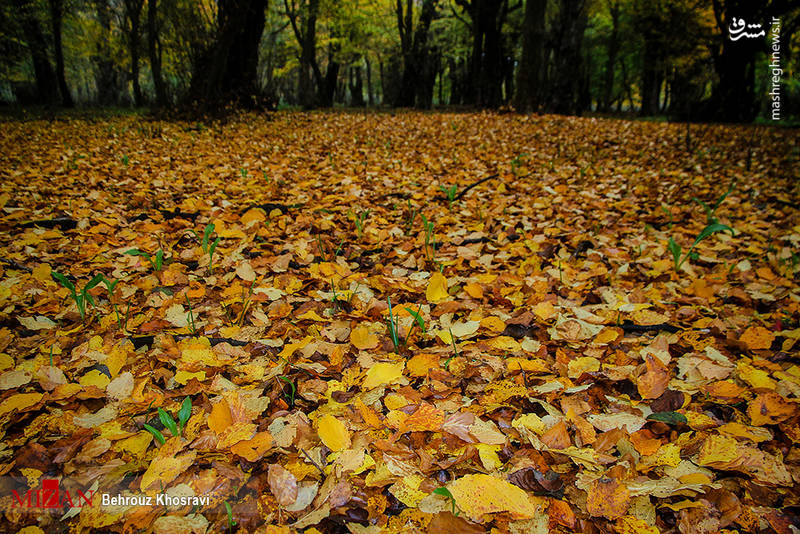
left=452, top=173, right=499, bottom=201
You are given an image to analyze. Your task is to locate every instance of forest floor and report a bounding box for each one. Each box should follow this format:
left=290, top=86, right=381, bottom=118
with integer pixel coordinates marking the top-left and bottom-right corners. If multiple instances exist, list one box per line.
left=0, top=111, right=798, bottom=533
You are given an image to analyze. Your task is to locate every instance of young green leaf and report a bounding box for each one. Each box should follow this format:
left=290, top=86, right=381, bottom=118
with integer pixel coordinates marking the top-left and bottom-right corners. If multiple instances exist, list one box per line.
left=52, top=272, right=75, bottom=292
left=667, top=237, right=681, bottom=268
left=692, top=222, right=733, bottom=246
left=143, top=424, right=166, bottom=445
left=158, top=407, right=179, bottom=437
left=178, top=397, right=192, bottom=433
left=432, top=487, right=458, bottom=516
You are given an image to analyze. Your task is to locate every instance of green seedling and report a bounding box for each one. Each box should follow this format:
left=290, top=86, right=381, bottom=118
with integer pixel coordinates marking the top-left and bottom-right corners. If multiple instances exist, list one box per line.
left=143, top=423, right=166, bottom=445
left=510, top=152, right=527, bottom=175
left=240, top=168, right=248, bottom=178
left=421, top=215, right=435, bottom=262
left=185, top=294, right=196, bottom=335
left=386, top=296, right=401, bottom=353
left=52, top=272, right=104, bottom=321
left=278, top=376, right=296, bottom=406
left=144, top=397, right=192, bottom=446
left=432, top=487, right=458, bottom=516
left=439, top=184, right=458, bottom=209
left=660, top=205, right=673, bottom=230
left=403, top=304, right=426, bottom=333
left=125, top=248, right=164, bottom=272
left=121, top=155, right=129, bottom=166
left=444, top=327, right=459, bottom=370
left=693, top=181, right=736, bottom=224
left=405, top=200, right=418, bottom=236
left=353, top=209, right=370, bottom=238
left=225, top=501, right=237, bottom=529
left=668, top=222, right=734, bottom=271
left=190, top=223, right=221, bottom=274
left=100, top=275, right=122, bottom=329
left=177, top=397, right=192, bottom=434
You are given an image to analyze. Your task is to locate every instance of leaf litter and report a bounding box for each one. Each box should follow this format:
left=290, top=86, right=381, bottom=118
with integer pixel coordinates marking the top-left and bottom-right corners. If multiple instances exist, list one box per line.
left=0, top=111, right=798, bottom=532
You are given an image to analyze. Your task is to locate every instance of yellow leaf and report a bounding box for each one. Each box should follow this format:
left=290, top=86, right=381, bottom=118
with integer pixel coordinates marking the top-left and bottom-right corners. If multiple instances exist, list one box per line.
left=464, top=282, right=483, bottom=298
left=448, top=474, right=538, bottom=521
left=586, top=477, right=630, bottom=520
left=174, top=370, right=206, bottom=385
left=616, top=515, right=659, bottom=534
left=740, top=326, right=774, bottom=350
left=568, top=356, right=600, bottom=378
left=480, top=316, right=506, bottom=332
left=426, top=272, right=449, bottom=303
left=406, top=352, right=439, bottom=377
left=79, top=369, right=110, bottom=389
left=115, top=431, right=153, bottom=457
left=350, top=325, right=379, bottom=350
left=317, top=414, right=351, bottom=451
left=208, top=399, right=233, bottom=434
left=0, top=392, right=44, bottom=416
left=140, top=447, right=197, bottom=491
left=533, top=300, right=556, bottom=321
left=362, top=361, right=405, bottom=390
left=737, top=362, right=777, bottom=391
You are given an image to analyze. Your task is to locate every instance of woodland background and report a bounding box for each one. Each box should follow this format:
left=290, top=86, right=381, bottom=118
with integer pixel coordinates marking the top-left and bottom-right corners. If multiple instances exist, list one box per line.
left=0, top=0, right=799, bottom=122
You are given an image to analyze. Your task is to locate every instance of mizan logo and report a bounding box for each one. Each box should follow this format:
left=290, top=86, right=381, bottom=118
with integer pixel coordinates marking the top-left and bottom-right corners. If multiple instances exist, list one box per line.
left=11, top=479, right=94, bottom=510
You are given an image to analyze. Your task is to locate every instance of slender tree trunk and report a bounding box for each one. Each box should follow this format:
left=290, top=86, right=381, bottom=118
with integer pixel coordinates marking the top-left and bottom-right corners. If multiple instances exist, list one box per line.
left=600, top=0, right=619, bottom=112
left=514, top=0, right=547, bottom=112
left=15, top=0, right=59, bottom=105
left=48, top=0, right=73, bottom=106
left=125, top=0, right=144, bottom=106
left=365, top=57, right=374, bottom=106
left=187, top=0, right=267, bottom=108
left=550, top=0, right=587, bottom=114
left=148, top=0, right=167, bottom=106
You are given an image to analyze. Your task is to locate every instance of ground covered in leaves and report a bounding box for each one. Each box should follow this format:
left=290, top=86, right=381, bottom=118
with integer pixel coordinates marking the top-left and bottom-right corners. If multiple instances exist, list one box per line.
left=0, top=111, right=798, bottom=533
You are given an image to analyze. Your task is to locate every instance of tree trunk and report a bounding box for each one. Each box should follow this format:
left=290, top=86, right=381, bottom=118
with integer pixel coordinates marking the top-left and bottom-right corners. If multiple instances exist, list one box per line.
left=125, top=0, right=144, bottom=106
left=640, top=39, right=661, bottom=115
left=365, top=57, right=374, bottom=106
left=514, top=0, right=547, bottom=112
left=550, top=0, right=588, bottom=114
left=48, top=0, right=73, bottom=106
left=187, top=0, right=268, bottom=108
left=148, top=0, right=167, bottom=106
left=15, top=0, right=59, bottom=105
left=349, top=65, right=365, bottom=106
left=600, top=0, right=619, bottom=112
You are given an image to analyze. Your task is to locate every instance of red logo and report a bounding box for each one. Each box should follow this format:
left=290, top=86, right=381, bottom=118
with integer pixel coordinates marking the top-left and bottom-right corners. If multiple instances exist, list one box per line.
left=11, top=479, right=94, bottom=509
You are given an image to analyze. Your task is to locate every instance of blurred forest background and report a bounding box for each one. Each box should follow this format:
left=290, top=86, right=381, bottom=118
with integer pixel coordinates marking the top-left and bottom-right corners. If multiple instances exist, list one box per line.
left=0, top=0, right=798, bottom=122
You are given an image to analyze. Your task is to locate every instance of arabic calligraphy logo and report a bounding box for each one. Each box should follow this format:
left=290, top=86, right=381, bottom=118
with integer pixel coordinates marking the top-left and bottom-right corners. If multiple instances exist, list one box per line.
left=729, top=18, right=766, bottom=41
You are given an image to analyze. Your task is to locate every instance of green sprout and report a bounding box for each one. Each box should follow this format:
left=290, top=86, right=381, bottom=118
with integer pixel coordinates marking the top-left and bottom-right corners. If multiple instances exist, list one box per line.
left=125, top=248, right=164, bottom=272
left=668, top=222, right=734, bottom=271
left=185, top=294, right=196, bottom=335
left=225, top=501, right=237, bottom=529
left=143, top=397, right=192, bottom=446
left=386, top=296, right=401, bottom=353
left=439, top=184, right=458, bottom=209
left=190, top=223, right=220, bottom=274
left=52, top=272, right=104, bottom=321
left=99, top=275, right=122, bottom=329
left=692, top=181, right=736, bottom=224
left=405, top=200, right=418, bottom=236
left=240, top=168, right=248, bottom=178
left=510, top=152, right=527, bottom=175
left=444, top=327, right=459, bottom=371
left=278, top=376, right=296, bottom=406
left=421, top=214, right=435, bottom=262
left=432, top=487, right=458, bottom=516
left=353, top=209, right=370, bottom=238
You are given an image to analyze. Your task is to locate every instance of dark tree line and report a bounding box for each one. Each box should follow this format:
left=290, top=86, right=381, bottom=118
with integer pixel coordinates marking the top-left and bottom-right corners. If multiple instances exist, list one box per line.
left=1, top=0, right=798, bottom=122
